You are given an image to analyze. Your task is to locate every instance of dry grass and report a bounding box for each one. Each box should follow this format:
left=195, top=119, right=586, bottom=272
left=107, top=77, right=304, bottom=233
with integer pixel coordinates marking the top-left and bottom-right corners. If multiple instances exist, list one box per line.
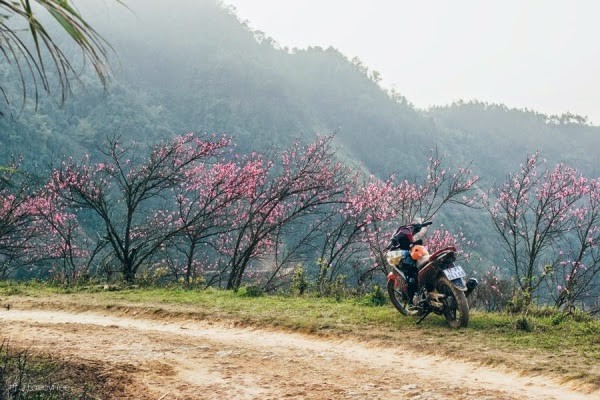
left=0, top=340, right=133, bottom=399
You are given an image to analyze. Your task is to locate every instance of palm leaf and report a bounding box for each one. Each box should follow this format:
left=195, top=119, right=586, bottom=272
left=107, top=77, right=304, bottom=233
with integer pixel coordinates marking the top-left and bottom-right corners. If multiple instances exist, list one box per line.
left=0, top=0, right=122, bottom=114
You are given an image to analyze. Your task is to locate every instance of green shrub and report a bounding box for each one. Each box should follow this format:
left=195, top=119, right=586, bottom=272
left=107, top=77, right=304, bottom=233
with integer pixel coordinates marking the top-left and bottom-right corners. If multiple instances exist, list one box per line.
left=551, top=312, right=566, bottom=326
left=238, top=285, right=264, bottom=298
left=365, top=284, right=387, bottom=307
left=291, top=264, right=309, bottom=295
left=513, top=315, right=535, bottom=332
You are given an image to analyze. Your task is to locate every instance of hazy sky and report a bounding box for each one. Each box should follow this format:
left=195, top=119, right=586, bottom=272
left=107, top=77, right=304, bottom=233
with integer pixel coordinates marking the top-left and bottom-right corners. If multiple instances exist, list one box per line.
left=224, top=0, right=600, bottom=124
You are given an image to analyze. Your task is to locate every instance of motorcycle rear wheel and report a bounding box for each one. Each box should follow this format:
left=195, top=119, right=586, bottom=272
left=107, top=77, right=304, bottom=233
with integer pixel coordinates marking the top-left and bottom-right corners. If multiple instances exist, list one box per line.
left=387, top=277, right=411, bottom=316
left=436, top=277, right=469, bottom=328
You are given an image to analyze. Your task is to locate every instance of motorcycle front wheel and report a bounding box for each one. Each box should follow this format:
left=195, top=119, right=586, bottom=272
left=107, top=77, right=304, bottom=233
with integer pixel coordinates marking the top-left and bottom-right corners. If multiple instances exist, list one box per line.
left=436, top=277, right=469, bottom=328
left=387, top=277, right=411, bottom=316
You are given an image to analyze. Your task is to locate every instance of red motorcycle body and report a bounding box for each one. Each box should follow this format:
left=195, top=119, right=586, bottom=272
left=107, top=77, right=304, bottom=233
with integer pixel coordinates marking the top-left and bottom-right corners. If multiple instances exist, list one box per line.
left=387, top=246, right=476, bottom=328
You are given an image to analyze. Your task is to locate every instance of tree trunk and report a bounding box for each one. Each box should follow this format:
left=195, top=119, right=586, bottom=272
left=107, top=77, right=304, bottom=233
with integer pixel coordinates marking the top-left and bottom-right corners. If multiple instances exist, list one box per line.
left=185, top=242, right=196, bottom=286
left=123, top=263, right=136, bottom=284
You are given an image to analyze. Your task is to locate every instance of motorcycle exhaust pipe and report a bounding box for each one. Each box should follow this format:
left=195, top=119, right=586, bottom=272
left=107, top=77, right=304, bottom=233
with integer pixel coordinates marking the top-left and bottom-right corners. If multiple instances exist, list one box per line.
left=465, top=278, right=478, bottom=298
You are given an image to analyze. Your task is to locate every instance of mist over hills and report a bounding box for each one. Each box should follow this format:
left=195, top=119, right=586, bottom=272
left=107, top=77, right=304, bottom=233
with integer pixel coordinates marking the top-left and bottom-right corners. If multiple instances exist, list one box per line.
left=3, top=0, right=598, bottom=176
left=1, top=0, right=598, bottom=270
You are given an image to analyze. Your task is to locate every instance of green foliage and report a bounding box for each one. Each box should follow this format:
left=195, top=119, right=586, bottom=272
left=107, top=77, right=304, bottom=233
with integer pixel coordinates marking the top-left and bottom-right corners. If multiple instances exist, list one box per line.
left=0, top=282, right=22, bottom=296
left=291, top=264, right=308, bottom=295
left=364, top=284, right=387, bottom=307
left=136, top=266, right=170, bottom=288
left=505, top=290, right=532, bottom=314
left=428, top=100, right=599, bottom=178
left=315, top=258, right=329, bottom=295
left=551, top=312, right=567, bottom=326
left=315, top=273, right=350, bottom=301
left=513, top=315, right=535, bottom=332
left=0, top=0, right=117, bottom=114
left=237, top=285, right=264, bottom=298
left=329, top=274, right=349, bottom=301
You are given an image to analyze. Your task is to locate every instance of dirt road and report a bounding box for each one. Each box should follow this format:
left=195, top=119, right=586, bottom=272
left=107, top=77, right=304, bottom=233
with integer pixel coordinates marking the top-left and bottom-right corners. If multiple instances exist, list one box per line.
left=0, top=308, right=593, bottom=399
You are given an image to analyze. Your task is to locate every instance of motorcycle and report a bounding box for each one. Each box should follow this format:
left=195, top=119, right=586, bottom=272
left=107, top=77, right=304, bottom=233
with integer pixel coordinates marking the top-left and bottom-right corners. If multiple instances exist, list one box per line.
left=385, top=221, right=478, bottom=328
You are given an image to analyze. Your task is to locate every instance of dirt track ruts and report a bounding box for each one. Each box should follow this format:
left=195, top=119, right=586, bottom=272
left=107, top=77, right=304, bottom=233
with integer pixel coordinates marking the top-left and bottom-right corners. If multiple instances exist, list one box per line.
left=0, top=308, right=594, bottom=399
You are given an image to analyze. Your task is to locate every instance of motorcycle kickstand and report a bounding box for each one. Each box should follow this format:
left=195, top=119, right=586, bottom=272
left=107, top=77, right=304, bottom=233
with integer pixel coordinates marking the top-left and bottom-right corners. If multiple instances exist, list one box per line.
left=415, top=310, right=431, bottom=324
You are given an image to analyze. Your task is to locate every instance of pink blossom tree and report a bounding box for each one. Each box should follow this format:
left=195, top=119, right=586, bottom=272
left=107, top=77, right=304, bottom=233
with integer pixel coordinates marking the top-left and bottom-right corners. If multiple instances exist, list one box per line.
left=262, top=216, right=325, bottom=292
left=0, top=164, right=82, bottom=281
left=24, top=187, right=92, bottom=283
left=469, top=266, right=512, bottom=312
left=549, top=178, right=600, bottom=313
left=222, top=136, right=352, bottom=291
left=412, top=149, right=481, bottom=222
left=314, top=176, right=395, bottom=292
left=170, top=155, right=267, bottom=286
left=0, top=166, right=41, bottom=278
left=486, top=153, right=592, bottom=308
left=48, top=133, right=231, bottom=283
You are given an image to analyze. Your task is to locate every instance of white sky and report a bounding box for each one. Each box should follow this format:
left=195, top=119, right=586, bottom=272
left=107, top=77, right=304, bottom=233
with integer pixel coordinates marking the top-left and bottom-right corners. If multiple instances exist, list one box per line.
left=224, top=0, right=600, bottom=124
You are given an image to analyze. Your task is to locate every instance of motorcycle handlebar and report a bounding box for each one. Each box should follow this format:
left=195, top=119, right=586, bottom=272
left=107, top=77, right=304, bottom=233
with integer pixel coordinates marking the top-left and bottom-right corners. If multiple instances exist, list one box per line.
left=385, top=221, right=433, bottom=250
left=412, top=221, right=432, bottom=233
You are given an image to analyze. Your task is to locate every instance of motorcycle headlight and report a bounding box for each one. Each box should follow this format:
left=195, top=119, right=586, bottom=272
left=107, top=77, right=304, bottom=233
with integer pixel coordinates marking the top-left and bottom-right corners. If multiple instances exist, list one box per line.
left=386, top=250, right=403, bottom=266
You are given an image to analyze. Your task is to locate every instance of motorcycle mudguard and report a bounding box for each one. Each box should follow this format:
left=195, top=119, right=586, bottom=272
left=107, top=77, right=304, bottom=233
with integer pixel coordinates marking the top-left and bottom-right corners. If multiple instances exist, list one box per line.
left=451, top=278, right=467, bottom=291
left=387, top=268, right=406, bottom=282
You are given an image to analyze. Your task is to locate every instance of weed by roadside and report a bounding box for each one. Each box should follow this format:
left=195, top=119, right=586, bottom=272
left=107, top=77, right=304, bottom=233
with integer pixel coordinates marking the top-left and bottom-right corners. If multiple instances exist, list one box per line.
left=0, top=339, right=122, bottom=399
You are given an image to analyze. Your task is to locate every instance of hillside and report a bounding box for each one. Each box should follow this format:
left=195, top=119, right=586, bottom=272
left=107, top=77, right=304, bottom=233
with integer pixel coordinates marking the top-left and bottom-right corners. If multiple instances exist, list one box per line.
left=0, top=0, right=598, bottom=280
left=2, top=0, right=598, bottom=175
left=428, top=101, right=600, bottom=183
left=2, top=1, right=595, bottom=171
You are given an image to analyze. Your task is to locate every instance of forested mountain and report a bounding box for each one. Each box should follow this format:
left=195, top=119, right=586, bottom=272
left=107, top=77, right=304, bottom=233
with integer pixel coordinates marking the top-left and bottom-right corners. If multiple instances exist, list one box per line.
left=428, top=102, right=599, bottom=183
left=1, top=0, right=598, bottom=277
left=3, top=0, right=597, bottom=178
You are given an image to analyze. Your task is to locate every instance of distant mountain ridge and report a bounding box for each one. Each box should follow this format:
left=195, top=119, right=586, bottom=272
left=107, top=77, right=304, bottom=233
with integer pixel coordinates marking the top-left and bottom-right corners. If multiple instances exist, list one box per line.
left=101, top=0, right=598, bottom=182
left=2, top=0, right=597, bottom=182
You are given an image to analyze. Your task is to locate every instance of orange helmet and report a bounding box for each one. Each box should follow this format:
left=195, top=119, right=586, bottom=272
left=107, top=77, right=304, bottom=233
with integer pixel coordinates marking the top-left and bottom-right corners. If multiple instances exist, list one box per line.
left=409, top=245, right=429, bottom=261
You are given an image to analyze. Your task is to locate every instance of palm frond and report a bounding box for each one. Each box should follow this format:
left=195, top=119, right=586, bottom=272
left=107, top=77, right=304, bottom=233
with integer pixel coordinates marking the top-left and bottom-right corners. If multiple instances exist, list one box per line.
left=0, top=0, right=120, bottom=114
